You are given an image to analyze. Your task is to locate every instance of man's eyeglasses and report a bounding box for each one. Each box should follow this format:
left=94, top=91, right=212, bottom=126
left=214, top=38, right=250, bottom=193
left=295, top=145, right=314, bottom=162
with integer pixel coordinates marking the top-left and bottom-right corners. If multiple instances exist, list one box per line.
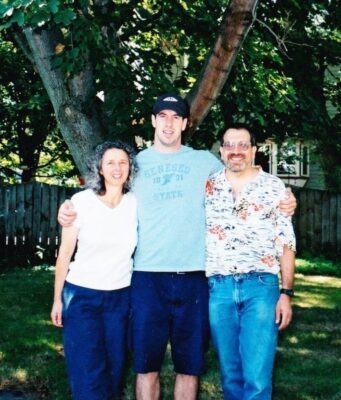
left=222, top=141, right=251, bottom=151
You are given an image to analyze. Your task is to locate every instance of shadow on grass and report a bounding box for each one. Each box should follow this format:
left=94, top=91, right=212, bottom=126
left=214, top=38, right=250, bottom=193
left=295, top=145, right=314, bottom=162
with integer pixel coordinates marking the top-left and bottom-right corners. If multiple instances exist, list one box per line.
left=273, top=294, right=341, bottom=400
left=205, top=273, right=341, bottom=400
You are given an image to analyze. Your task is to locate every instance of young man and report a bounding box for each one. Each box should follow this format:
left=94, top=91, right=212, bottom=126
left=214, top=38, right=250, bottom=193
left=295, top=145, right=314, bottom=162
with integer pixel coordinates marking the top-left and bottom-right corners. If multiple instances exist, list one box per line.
left=129, top=94, right=222, bottom=400
left=58, top=95, right=297, bottom=400
left=206, top=124, right=296, bottom=400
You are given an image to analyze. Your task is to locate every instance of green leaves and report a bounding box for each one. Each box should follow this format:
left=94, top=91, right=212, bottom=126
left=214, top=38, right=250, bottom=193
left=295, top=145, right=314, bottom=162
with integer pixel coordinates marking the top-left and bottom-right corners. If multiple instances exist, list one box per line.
left=0, top=0, right=75, bottom=29
left=47, top=0, right=59, bottom=14
left=53, top=8, right=75, bottom=26
left=4, top=10, right=25, bottom=27
left=28, top=7, right=51, bottom=25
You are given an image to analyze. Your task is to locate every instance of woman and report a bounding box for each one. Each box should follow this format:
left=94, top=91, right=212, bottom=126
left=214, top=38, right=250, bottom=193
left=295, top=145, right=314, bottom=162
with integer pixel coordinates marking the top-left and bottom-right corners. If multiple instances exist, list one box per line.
left=51, top=140, right=138, bottom=400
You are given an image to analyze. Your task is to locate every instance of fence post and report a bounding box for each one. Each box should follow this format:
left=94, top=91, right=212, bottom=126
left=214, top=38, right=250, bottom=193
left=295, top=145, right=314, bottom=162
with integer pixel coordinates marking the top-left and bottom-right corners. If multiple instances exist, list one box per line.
left=312, top=190, right=322, bottom=254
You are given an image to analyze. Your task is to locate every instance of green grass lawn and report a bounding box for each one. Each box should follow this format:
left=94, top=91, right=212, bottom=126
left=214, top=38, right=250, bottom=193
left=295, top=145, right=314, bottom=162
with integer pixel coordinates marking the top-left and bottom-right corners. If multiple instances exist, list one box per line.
left=0, top=256, right=340, bottom=399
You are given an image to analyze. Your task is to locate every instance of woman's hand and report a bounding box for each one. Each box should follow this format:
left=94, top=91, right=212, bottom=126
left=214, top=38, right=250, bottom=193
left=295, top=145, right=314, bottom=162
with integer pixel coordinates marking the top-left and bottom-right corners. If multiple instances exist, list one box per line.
left=51, top=299, right=63, bottom=328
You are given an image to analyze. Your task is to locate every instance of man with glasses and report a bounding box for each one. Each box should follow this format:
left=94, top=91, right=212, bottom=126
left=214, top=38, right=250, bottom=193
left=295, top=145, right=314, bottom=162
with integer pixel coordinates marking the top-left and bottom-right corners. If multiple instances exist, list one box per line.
left=206, top=124, right=296, bottom=400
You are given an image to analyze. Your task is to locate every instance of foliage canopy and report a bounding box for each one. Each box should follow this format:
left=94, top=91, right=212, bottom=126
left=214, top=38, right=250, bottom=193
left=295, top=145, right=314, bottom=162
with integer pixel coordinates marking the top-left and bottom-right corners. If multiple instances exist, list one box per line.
left=0, top=0, right=339, bottom=188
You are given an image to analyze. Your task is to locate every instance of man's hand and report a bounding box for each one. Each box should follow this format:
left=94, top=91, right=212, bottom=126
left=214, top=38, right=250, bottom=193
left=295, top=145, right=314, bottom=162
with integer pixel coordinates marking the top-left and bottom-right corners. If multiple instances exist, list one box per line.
left=58, top=200, right=77, bottom=227
left=275, top=294, right=293, bottom=331
left=279, top=187, right=297, bottom=216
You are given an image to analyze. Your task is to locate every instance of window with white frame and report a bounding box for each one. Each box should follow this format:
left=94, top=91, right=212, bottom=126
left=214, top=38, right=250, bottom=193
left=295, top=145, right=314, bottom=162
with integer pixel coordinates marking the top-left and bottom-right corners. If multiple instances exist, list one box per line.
left=256, top=140, right=309, bottom=177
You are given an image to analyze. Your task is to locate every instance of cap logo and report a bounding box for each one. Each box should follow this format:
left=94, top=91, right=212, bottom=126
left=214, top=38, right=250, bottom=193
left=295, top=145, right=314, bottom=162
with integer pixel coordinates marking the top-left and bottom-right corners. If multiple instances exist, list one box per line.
left=163, top=96, right=178, bottom=102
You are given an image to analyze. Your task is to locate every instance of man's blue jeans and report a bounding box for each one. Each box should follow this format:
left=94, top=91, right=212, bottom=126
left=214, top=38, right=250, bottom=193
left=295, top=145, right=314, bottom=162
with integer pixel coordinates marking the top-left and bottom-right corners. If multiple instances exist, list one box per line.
left=208, top=273, right=279, bottom=400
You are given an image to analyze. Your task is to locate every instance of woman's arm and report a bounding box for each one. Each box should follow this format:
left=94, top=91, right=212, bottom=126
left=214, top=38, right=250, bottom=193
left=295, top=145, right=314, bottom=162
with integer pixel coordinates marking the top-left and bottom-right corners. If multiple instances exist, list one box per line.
left=50, top=226, right=79, bottom=327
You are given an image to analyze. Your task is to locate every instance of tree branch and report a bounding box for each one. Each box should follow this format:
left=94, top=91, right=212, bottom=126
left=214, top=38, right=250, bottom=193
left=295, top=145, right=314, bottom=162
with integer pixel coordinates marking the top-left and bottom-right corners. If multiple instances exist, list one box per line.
left=35, top=146, right=71, bottom=169
left=186, top=0, right=259, bottom=137
left=0, top=165, right=22, bottom=178
left=11, top=29, right=35, bottom=64
left=326, top=65, right=339, bottom=79
left=255, top=17, right=314, bottom=59
left=255, top=17, right=289, bottom=56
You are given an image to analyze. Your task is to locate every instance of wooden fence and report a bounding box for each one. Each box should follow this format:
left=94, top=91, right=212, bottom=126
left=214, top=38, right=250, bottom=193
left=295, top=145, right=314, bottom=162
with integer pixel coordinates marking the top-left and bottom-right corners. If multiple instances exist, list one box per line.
left=293, top=187, right=341, bottom=256
left=0, top=182, right=78, bottom=264
left=0, top=183, right=340, bottom=265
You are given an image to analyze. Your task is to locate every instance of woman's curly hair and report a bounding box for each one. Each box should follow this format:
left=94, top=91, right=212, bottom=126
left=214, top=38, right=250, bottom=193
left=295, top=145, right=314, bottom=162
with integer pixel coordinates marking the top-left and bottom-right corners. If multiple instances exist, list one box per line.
left=85, top=140, right=139, bottom=195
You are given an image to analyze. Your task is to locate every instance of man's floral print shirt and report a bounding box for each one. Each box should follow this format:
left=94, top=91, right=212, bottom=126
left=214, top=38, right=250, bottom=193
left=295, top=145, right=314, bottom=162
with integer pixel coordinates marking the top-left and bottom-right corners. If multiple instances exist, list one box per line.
left=205, top=169, right=296, bottom=277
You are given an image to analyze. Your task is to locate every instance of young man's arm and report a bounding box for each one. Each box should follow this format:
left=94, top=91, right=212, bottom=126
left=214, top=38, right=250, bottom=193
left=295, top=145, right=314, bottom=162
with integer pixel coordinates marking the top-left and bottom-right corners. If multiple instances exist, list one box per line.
left=276, top=245, right=295, bottom=331
left=279, top=187, right=297, bottom=216
left=58, top=199, right=77, bottom=227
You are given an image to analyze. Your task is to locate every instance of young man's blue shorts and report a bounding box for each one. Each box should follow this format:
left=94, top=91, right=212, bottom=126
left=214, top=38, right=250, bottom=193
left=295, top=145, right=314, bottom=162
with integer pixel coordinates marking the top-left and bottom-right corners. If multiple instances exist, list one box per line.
left=130, top=271, right=209, bottom=375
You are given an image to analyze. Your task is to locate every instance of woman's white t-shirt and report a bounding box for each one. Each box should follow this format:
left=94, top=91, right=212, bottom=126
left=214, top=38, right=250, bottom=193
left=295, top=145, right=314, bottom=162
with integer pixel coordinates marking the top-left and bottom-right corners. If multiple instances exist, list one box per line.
left=65, top=189, right=138, bottom=290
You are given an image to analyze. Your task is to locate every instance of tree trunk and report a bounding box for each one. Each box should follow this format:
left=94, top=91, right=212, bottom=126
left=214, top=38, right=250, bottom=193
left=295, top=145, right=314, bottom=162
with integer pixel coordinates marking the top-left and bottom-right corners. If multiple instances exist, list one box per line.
left=23, top=27, right=104, bottom=177
left=187, top=0, right=259, bottom=136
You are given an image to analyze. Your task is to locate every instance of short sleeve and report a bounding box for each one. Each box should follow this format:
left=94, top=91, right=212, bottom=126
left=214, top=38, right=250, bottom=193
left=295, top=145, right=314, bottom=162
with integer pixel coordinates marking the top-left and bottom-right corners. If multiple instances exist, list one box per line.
left=274, top=184, right=296, bottom=255
left=70, top=192, right=85, bottom=229
left=209, top=152, right=223, bottom=174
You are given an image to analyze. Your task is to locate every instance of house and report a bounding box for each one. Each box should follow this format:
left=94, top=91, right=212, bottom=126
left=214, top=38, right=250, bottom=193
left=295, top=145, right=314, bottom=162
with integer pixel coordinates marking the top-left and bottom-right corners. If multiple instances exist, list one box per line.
left=255, top=138, right=326, bottom=189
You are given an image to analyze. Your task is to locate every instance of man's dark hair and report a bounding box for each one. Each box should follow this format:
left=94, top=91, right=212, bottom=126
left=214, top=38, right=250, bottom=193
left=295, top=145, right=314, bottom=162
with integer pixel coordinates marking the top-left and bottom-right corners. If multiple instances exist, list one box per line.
left=220, top=123, right=257, bottom=146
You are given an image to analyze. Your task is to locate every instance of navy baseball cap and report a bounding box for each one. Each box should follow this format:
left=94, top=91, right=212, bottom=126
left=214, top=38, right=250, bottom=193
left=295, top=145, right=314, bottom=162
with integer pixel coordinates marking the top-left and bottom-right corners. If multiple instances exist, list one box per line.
left=152, top=93, right=190, bottom=118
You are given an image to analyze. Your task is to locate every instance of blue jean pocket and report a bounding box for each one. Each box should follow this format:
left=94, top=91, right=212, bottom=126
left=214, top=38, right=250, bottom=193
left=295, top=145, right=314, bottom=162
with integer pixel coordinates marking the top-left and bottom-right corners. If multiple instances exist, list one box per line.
left=257, top=273, right=279, bottom=286
left=62, top=282, right=76, bottom=318
left=208, top=277, right=217, bottom=291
